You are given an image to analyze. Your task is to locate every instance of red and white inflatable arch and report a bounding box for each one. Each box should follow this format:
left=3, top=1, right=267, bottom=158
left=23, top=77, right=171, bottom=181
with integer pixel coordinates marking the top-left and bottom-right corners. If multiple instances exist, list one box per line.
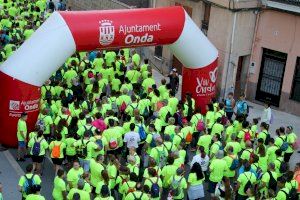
left=0, top=6, right=218, bottom=147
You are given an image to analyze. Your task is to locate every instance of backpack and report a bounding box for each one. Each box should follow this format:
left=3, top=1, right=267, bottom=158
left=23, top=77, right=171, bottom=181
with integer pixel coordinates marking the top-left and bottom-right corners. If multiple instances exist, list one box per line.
left=281, top=188, right=299, bottom=200
left=149, top=178, right=160, bottom=198
left=165, top=111, right=171, bottom=123
left=23, top=175, right=35, bottom=195
left=36, top=116, right=46, bottom=131
left=279, top=136, right=289, bottom=151
left=279, top=161, right=289, bottom=174
left=242, top=101, right=249, bottom=115
left=246, top=149, right=255, bottom=164
left=218, top=111, right=228, bottom=125
left=120, top=101, right=127, bottom=113
left=143, top=106, right=150, bottom=117
left=243, top=130, right=251, bottom=142
left=110, top=98, right=118, bottom=113
left=132, top=192, right=143, bottom=200
left=109, top=138, right=118, bottom=149
left=32, top=138, right=42, bottom=156
left=170, top=176, right=183, bottom=197
left=79, top=140, right=90, bottom=158
left=229, top=155, right=239, bottom=170
left=51, top=142, right=61, bottom=158
left=255, top=164, right=263, bottom=180
left=95, top=138, right=103, bottom=150
left=149, top=133, right=159, bottom=148
left=84, top=126, right=93, bottom=137
left=137, top=125, right=146, bottom=141
left=263, top=131, right=271, bottom=145
left=196, top=116, right=205, bottom=132
left=243, top=173, right=253, bottom=193
left=155, top=147, right=167, bottom=168
left=185, top=132, right=193, bottom=143
left=267, top=171, right=277, bottom=191
left=44, top=86, right=52, bottom=99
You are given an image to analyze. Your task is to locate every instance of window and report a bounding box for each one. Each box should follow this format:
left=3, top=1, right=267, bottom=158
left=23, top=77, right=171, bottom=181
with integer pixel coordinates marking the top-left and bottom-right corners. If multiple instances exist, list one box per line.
left=154, top=46, right=163, bottom=58
left=201, top=3, right=211, bottom=35
left=291, top=57, right=300, bottom=102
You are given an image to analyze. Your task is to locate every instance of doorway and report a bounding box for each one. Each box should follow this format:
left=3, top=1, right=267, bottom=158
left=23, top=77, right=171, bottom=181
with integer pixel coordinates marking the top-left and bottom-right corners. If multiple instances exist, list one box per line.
left=256, top=48, right=287, bottom=106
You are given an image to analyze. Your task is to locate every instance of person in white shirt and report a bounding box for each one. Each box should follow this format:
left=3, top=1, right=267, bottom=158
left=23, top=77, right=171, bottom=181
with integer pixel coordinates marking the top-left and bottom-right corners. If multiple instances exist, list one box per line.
left=261, top=102, right=272, bottom=125
left=124, top=123, right=141, bottom=149
left=190, top=146, right=210, bottom=180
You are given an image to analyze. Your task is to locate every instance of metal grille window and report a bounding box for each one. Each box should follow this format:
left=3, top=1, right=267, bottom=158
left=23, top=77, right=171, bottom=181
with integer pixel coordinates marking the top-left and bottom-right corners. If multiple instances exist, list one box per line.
left=291, top=58, right=300, bottom=102
left=260, top=57, right=285, bottom=96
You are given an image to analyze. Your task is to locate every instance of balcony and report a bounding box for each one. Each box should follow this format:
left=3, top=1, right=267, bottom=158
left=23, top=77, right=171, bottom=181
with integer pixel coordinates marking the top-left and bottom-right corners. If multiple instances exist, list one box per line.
left=269, top=0, right=300, bottom=7
left=263, top=0, right=300, bottom=13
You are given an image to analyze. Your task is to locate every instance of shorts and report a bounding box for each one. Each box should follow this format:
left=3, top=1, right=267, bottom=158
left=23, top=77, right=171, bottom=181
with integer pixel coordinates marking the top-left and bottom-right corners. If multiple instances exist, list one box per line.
left=31, top=155, right=44, bottom=163
left=18, top=141, right=26, bottom=148
left=208, top=180, right=218, bottom=194
left=52, top=158, right=63, bottom=165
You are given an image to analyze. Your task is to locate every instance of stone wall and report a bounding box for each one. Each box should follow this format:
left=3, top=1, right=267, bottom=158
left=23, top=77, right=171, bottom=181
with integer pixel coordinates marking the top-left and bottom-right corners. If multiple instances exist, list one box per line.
left=67, top=0, right=131, bottom=10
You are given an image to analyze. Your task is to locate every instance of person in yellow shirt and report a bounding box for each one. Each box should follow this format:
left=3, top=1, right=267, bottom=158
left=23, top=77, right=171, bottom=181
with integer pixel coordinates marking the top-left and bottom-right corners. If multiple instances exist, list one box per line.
left=17, top=112, right=28, bottom=161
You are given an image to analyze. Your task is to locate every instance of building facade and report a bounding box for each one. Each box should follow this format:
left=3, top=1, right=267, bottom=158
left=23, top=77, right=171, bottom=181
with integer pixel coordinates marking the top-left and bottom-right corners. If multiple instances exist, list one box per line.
left=146, top=0, right=260, bottom=99
left=67, top=0, right=300, bottom=115
left=247, top=0, right=300, bottom=116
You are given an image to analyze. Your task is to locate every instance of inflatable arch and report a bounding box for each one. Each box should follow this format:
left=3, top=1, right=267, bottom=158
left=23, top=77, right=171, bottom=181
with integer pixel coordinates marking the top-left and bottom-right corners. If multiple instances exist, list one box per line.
left=0, top=6, right=218, bottom=147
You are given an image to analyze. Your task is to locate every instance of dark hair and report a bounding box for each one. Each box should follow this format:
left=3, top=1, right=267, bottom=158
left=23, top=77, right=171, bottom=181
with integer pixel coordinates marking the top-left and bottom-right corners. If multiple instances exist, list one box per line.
left=129, top=172, right=138, bottom=182
left=101, top=170, right=109, bottom=185
left=100, top=185, right=110, bottom=197
left=260, top=122, right=269, bottom=130
left=190, top=162, right=204, bottom=180
left=26, top=164, right=33, bottom=173
left=130, top=123, right=135, bottom=131
left=167, top=155, right=175, bottom=165
left=207, top=103, right=214, bottom=112
left=242, top=121, right=249, bottom=128
left=57, top=169, right=64, bottom=177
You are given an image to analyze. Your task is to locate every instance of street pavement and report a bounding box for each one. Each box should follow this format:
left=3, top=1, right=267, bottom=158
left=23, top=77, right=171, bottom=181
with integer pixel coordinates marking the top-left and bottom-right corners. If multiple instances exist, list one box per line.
left=0, top=69, right=299, bottom=199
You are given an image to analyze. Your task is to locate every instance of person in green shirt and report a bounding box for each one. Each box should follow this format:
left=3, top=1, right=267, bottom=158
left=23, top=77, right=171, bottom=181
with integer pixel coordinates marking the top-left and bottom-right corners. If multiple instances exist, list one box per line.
left=25, top=185, right=45, bottom=200
left=142, top=73, right=155, bottom=92
left=236, top=163, right=257, bottom=199
left=132, top=51, right=141, bottom=67
left=67, top=179, right=91, bottom=200
left=225, top=134, right=242, bottom=155
left=27, top=130, right=48, bottom=175
left=197, top=130, right=213, bottom=155
left=210, top=134, right=223, bottom=160
left=17, top=112, right=28, bottom=161
left=67, top=161, right=84, bottom=189
left=49, top=134, right=66, bottom=174
left=274, top=176, right=290, bottom=200
left=161, top=156, right=177, bottom=189
left=265, top=137, right=275, bottom=157
left=168, top=168, right=187, bottom=200
left=187, top=162, right=205, bottom=199
left=257, top=163, right=277, bottom=199
left=211, top=117, right=224, bottom=137
left=124, top=182, right=148, bottom=200
left=205, top=103, right=215, bottom=130
left=95, top=184, right=114, bottom=200
left=208, top=150, right=228, bottom=197
left=52, top=169, right=67, bottom=200
left=90, top=155, right=105, bottom=188
left=18, top=164, right=42, bottom=199
left=257, top=122, right=269, bottom=145
left=284, top=126, right=297, bottom=162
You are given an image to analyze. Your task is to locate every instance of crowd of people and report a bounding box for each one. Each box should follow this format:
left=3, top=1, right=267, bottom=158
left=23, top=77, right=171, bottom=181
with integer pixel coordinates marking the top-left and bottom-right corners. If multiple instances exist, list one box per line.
left=1, top=0, right=300, bottom=200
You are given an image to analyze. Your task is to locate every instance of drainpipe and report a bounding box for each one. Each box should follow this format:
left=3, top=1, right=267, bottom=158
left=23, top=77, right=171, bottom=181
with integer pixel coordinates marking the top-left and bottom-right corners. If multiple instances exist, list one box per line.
left=223, top=1, right=237, bottom=98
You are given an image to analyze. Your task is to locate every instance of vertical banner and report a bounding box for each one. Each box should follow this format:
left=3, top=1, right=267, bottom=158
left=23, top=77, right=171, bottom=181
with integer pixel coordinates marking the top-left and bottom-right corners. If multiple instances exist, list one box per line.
left=182, top=59, right=218, bottom=114
left=0, top=72, right=40, bottom=147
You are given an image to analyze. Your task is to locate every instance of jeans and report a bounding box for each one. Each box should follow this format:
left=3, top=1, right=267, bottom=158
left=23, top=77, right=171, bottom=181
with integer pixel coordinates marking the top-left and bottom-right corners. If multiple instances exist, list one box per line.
left=79, top=158, right=90, bottom=172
